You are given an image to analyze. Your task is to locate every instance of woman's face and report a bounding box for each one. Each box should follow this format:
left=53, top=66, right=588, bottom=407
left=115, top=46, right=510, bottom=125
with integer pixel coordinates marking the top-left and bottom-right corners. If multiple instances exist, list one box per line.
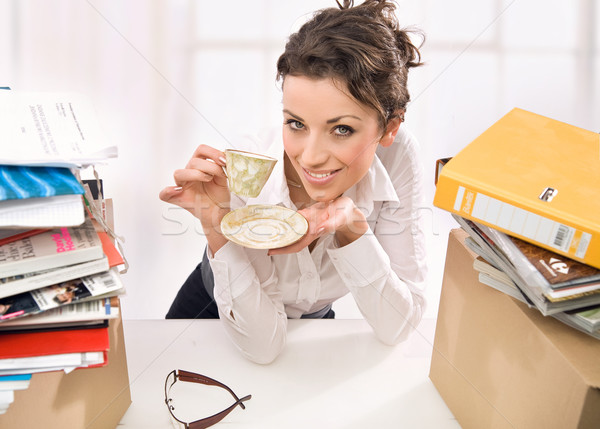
left=282, top=75, right=392, bottom=203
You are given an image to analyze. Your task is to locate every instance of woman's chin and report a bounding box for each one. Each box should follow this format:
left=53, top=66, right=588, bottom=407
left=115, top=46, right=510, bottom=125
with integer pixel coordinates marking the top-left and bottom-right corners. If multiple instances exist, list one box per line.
left=306, top=190, right=339, bottom=204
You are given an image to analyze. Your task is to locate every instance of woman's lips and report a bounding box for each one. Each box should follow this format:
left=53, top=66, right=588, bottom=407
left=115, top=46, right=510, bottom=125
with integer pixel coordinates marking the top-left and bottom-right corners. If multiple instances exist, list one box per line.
left=302, top=167, right=341, bottom=185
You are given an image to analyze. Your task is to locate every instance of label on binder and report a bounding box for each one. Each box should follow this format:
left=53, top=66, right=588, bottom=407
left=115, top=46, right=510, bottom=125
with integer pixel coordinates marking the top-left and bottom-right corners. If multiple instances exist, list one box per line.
left=454, top=186, right=591, bottom=259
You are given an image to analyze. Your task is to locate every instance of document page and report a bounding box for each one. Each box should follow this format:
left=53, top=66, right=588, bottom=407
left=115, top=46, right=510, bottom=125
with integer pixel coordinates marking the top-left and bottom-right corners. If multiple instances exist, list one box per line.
left=0, top=92, right=117, bottom=167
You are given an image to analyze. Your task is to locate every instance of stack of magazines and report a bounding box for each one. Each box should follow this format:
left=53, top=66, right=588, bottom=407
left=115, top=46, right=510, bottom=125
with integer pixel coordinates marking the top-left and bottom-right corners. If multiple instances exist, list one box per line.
left=453, top=214, right=600, bottom=339
left=433, top=108, right=600, bottom=341
left=0, top=89, right=123, bottom=414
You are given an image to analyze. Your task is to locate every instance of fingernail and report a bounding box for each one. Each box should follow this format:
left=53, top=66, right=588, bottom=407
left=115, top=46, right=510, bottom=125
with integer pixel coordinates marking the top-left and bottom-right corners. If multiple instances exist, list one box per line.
left=218, top=156, right=227, bottom=165
left=317, top=227, right=325, bottom=235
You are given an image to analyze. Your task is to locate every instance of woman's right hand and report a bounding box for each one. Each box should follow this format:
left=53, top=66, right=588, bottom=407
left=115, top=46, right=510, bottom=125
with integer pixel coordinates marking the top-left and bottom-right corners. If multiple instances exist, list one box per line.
left=159, top=144, right=230, bottom=229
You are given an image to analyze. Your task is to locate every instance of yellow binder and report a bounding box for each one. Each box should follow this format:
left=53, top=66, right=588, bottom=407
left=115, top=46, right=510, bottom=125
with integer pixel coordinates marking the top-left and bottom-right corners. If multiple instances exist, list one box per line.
left=434, top=108, right=600, bottom=269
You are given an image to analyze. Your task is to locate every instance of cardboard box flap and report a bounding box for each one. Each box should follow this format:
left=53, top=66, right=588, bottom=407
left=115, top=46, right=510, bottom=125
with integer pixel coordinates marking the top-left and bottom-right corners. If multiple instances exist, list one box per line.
left=514, top=299, right=600, bottom=388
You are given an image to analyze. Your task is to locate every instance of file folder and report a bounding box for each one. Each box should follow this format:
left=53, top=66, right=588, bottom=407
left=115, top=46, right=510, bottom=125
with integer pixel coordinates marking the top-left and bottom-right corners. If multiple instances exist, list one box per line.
left=433, top=108, right=600, bottom=269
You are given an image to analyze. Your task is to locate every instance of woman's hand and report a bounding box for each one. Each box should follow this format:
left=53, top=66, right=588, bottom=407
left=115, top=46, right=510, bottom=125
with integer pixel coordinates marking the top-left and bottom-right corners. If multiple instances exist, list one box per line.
left=268, top=196, right=368, bottom=255
left=159, top=144, right=229, bottom=231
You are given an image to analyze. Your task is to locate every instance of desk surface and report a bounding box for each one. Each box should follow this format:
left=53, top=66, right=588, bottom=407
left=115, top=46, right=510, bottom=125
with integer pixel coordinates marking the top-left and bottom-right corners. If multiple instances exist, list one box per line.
left=119, top=318, right=460, bottom=429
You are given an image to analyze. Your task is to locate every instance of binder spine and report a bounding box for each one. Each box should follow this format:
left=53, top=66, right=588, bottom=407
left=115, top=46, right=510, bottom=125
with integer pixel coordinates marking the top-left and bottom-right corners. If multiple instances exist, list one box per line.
left=434, top=175, right=600, bottom=269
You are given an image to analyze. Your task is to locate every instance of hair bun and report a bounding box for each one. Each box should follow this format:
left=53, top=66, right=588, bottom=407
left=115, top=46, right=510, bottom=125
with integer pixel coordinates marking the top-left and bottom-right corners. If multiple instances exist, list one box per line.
left=396, top=28, right=425, bottom=69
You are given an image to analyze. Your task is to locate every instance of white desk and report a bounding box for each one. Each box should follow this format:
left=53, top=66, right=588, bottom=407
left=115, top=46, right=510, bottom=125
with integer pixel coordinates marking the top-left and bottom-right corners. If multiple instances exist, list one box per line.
left=119, top=318, right=460, bottom=428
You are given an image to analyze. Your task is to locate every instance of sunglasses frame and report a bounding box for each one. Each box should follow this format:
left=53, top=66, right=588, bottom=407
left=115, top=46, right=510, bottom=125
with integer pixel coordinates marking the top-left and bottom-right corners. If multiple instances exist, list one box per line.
left=164, top=369, right=252, bottom=429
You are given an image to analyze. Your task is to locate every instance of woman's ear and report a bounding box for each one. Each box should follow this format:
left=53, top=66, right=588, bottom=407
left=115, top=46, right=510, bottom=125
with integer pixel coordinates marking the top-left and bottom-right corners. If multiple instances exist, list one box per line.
left=379, top=111, right=404, bottom=147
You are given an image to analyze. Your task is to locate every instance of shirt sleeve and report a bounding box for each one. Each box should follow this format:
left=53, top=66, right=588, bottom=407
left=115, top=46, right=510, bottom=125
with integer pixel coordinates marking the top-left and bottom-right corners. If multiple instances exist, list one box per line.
left=326, top=131, right=428, bottom=345
left=208, top=242, right=288, bottom=364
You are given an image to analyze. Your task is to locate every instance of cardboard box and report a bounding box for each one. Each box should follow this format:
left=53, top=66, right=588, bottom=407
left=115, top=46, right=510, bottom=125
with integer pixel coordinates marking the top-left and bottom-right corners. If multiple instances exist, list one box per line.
left=0, top=315, right=131, bottom=428
left=430, top=228, right=600, bottom=429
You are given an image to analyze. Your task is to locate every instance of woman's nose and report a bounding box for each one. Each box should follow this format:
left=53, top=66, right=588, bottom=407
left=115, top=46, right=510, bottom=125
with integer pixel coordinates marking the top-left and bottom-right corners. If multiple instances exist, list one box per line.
left=300, top=134, right=328, bottom=167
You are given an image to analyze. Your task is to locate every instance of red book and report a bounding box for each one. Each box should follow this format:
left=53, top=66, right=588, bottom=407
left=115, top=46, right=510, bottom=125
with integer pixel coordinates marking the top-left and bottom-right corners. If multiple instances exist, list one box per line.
left=0, top=229, right=50, bottom=246
left=0, top=326, right=109, bottom=359
left=98, top=231, right=124, bottom=268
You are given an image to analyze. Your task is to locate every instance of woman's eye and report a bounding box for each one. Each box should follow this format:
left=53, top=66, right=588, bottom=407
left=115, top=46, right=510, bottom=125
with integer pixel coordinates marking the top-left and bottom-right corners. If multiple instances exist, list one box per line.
left=334, top=125, right=353, bottom=136
left=285, top=119, right=304, bottom=130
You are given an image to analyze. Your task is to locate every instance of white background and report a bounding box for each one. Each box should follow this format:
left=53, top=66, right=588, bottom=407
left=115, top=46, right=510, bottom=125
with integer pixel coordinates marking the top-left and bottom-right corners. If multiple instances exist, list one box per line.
left=1, top=0, right=598, bottom=320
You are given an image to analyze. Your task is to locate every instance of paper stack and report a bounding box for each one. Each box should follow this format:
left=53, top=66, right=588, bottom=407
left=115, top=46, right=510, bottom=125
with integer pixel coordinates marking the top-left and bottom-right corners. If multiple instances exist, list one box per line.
left=434, top=108, right=600, bottom=339
left=0, top=89, right=124, bottom=415
left=453, top=214, right=600, bottom=338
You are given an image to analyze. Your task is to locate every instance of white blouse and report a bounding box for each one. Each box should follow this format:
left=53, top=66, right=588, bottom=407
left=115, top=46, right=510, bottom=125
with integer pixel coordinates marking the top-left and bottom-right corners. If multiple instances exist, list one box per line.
left=208, top=126, right=428, bottom=364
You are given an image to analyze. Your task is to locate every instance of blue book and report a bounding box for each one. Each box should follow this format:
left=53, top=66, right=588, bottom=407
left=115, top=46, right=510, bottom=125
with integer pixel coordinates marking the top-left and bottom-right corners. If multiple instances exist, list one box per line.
left=0, top=165, right=84, bottom=201
left=0, top=374, right=31, bottom=382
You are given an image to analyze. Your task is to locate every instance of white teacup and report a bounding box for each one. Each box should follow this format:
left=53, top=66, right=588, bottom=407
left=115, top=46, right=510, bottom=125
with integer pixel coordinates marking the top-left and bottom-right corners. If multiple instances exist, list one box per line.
left=225, top=149, right=277, bottom=198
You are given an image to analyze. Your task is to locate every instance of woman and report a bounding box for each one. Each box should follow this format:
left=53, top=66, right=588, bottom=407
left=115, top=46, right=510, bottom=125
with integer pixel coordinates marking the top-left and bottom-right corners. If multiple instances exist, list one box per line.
left=160, top=0, right=427, bottom=364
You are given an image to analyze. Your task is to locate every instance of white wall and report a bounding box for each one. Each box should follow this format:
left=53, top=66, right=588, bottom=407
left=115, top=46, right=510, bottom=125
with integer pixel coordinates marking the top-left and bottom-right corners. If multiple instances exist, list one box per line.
left=2, top=0, right=599, bottom=320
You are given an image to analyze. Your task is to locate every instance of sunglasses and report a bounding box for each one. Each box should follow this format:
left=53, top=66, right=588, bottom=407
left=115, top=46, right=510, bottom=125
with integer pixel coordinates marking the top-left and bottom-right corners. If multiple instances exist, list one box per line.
left=164, top=369, right=252, bottom=429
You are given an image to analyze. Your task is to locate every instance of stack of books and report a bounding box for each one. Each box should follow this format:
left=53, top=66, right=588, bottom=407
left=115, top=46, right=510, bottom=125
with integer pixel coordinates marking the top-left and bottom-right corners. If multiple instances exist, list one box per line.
left=0, top=89, right=122, bottom=414
left=434, top=108, right=600, bottom=339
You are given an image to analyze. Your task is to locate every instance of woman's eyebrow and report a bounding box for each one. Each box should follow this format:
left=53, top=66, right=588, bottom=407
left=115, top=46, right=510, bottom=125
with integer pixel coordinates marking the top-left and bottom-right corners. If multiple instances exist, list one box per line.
left=283, top=110, right=362, bottom=124
left=326, top=115, right=362, bottom=123
left=282, top=109, right=304, bottom=121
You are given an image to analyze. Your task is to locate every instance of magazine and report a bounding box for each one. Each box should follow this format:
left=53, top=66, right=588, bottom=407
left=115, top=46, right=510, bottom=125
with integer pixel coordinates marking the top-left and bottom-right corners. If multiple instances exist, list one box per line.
left=0, top=269, right=123, bottom=322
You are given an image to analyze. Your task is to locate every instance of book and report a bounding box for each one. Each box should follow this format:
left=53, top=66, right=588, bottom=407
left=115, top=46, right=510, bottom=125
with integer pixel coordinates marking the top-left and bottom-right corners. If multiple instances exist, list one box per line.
left=0, top=165, right=84, bottom=201
left=0, top=228, right=50, bottom=246
left=474, top=261, right=600, bottom=338
left=505, top=234, right=600, bottom=290
left=0, top=374, right=31, bottom=382
left=0, top=325, right=109, bottom=375
left=0, top=320, right=108, bottom=335
left=0, top=91, right=117, bottom=168
left=473, top=251, right=600, bottom=302
left=0, top=212, right=104, bottom=278
left=463, top=217, right=600, bottom=296
left=0, top=256, right=109, bottom=299
left=433, top=108, right=600, bottom=269
left=0, top=165, right=85, bottom=228
left=0, top=297, right=118, bottom=332
left=472, top=220, right=600, bottom=300
left=0, top=269, right=124, bottom=322
left=0, top=229, right=122, bottom=299
left=454, top=214, right=600, bottom=315
left=0, top=324, right=109, bottom=360
left=569, top=306, right=600, bottom=332
left=0, top=374, right=31, bottom=391
left=467, top=239, right=533, bottom=305
left=97, top=229, right=125, bottom=267
left=0, top=194, right=84, bottom=229
left=0, top=390, right=14, bottom=413
left=0, top=351, right=107, bottom=376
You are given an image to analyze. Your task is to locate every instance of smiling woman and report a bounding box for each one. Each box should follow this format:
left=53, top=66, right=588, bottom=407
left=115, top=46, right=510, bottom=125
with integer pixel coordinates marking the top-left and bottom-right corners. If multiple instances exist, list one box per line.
left=161, top=0, right=428, bottom=364
left=280, top=75, right=398, bottom=205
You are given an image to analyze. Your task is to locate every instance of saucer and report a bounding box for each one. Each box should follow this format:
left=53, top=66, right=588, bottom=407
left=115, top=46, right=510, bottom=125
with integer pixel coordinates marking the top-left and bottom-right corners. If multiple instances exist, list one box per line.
left=220, top=205, right=308, bottom=249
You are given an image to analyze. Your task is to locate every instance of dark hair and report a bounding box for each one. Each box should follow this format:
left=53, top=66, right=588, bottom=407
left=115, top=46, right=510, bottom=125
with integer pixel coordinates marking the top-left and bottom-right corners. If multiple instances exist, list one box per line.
left=276, top=0, right=424, bottom=129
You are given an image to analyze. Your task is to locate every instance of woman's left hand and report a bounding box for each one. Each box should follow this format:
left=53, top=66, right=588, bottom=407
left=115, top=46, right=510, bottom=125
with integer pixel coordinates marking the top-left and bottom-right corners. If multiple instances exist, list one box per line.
left=268, top=196, right=368, bottom=255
